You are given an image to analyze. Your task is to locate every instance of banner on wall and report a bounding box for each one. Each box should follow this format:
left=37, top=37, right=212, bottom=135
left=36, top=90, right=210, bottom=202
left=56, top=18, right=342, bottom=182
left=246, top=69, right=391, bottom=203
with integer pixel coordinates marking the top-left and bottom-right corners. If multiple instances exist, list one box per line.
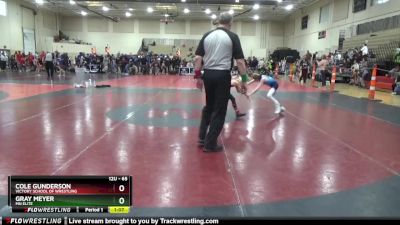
left=23, top=28, right=36, bottom=54
left=318, top=30, right=326, bottom=39
left=179, top=67, right=194, bottom=75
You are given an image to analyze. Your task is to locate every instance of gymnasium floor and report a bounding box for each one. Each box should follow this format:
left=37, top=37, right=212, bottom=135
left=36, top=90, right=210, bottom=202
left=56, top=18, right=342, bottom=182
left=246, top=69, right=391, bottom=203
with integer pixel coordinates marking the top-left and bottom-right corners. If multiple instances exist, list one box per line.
left=0, top=72, right=400, bottom=217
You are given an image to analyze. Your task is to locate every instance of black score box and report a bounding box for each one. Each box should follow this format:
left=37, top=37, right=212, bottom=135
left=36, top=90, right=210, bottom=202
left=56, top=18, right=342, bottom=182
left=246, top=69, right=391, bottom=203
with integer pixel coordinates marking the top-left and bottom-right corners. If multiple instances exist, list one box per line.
left=8, top=176, right=132, bottom=209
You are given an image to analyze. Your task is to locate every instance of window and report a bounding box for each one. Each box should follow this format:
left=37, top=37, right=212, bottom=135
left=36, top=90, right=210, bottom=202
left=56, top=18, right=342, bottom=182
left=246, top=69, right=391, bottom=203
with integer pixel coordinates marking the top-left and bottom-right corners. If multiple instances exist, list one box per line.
left=353, top=0, right=367, bottom=13
left=371, top=0, right=390, bottom=6
left=319, top=4, right=330, bottom=24
left=0, top=0, right=6, bottom=17
left=301, top=15, right=308, bottom=30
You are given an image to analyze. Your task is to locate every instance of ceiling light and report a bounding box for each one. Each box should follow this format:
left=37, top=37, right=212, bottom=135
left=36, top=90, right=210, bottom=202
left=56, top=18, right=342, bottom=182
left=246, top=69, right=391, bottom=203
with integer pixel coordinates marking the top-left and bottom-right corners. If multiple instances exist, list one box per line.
left=147, top=7, right=153, bottom=13
left=128, top=8, right=133, bottom=11
left=211, top=14, right=217, bottom=19
left=277, top=0, right=282, bottom=3
left=125, top=12, right=132, bottom=17
left=69, top=0, right=76, bottom=5
left=205, top=8, right=211, bottom=14
left=285, top=4, right=293, bottom=10
left=102, top=6, right=109, bottom=12
left=164, top=14, right=169, bottom=17
left=35, top=0, right=44, bottom=5
left=181, top=0, right=186, bottom=2
left=253, top=15, right=259, bottom=20
left=183, top=8, right=190, bottom=14
left=81, top=11, right=87, bottom=16
left=253, top=4, right=260, bottom=10
left=229, top=9, right=234, bottom=15
left=236, top=0, right=240, bottom=3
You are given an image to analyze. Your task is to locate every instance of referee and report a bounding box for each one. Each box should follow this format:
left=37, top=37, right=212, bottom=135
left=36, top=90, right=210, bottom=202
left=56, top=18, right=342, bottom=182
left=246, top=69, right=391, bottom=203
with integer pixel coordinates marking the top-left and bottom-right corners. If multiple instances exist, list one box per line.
left=194, top=12, right=248, bottom=152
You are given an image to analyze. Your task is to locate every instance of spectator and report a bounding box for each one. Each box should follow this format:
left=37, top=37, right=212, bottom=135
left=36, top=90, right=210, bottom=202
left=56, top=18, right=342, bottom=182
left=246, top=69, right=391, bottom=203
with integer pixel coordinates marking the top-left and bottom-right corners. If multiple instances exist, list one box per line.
left=312, top=52, right=318, bottom=62
left=350, top=60, right=360, bottom=85
left=250, top=56, right=258, bottom=72
left=389, top=65, right=400, bottom=94
left=299, top=56, right=310, bottom=84
left=0, top=52, right=7, bottom=71
left=361, top=43, right=369, bottom=60
left=359, top=59, right=369, bottom=88
left=305, top=50, right=312, bottom=62
left=318, top=55, right=329, bottom=87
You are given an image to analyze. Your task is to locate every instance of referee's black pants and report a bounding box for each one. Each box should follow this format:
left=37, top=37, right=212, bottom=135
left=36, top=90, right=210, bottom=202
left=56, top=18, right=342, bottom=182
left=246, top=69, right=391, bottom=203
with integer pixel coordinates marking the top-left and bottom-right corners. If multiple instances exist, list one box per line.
left=45, top=61, right=54, bottom=80
left=199, top=70, right=231, bottom=149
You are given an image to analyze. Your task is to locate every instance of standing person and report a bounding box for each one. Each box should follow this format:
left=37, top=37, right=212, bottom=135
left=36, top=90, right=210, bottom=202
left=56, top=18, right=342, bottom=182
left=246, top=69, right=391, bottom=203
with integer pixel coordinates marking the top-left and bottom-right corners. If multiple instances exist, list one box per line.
left=0, top=52, right=7, bottom=71
left=350, top=60, right=360, bottom=85
left=299, top=56, right=310, bottom=85
left=389, top=65, right=400, bottom=94
left=305, top=50, right=312, bottom=62
left=361, top=43, right=369, bottom=60
left=318, top=55, right=329, bottom=87
left=312, top=52, right=318, bottom=63
left=194, top=12, right=248, bottom=152
left=45, top=52, right=55, bottom=81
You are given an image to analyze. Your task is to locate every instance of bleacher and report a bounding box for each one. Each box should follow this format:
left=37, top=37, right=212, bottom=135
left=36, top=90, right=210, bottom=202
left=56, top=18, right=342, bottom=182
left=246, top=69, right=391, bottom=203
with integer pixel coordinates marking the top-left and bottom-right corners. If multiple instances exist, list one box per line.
left=342, top=28, right=400, bottom=91
left=148, top=44, right=174, bottom=56
left=141, top=38, right=199, bottom=60
left=342, top=28, right=400, bottom=67
left=342, top=28, right=400, bottom=51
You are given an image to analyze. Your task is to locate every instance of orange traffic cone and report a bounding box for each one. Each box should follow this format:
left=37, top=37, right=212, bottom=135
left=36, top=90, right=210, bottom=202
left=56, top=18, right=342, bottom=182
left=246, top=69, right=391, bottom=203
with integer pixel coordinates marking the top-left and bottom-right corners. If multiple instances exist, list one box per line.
left=330, top=65, right=337, bottom=92
left=289, top=64, right=294, bottom=82
left=368, top=66, right=378, bottom=100
left=274, top=63, right=279, bottom=79
left=311, top=63, right=316, bottom=88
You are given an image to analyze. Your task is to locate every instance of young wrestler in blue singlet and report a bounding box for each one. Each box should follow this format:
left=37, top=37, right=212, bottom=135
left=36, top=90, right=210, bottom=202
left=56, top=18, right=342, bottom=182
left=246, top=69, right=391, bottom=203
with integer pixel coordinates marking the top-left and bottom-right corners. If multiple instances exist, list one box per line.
left=247, top=72, right=285, bottom=114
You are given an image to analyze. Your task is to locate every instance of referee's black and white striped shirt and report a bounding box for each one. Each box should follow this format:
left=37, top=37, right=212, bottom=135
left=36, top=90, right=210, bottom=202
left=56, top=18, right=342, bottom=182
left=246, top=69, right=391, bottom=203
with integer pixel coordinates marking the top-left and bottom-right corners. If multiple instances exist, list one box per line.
left=195, top=27, right=244, bottom=71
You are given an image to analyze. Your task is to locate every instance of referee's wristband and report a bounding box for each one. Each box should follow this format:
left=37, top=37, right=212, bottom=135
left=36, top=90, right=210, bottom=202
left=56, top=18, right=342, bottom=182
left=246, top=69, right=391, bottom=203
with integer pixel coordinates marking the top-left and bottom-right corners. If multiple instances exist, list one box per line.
left=194, top=69, right=202, bottom=79
left=241, top=74, right=249, bottom=82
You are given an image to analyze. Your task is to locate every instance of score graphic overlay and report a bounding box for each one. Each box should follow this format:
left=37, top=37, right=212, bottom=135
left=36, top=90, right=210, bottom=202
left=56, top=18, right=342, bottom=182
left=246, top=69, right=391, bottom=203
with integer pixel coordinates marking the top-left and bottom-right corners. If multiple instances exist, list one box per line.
left=8, top=176, right=132, bottom=213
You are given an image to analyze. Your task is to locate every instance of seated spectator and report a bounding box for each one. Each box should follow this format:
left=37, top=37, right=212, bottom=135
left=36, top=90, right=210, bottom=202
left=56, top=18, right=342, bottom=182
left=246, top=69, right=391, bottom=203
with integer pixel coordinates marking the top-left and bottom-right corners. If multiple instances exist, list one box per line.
left=389, top=65, right=400, bottom=94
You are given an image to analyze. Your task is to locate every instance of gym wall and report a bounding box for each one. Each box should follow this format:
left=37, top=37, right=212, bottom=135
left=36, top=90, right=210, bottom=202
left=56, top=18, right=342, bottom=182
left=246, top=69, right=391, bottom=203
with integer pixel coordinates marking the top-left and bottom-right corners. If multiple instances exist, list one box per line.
left=284, top=0, right=400, bottom=55
left=59, top=17, right=284, bottom=58
left=0, top=0, right=58, bottom=53
left=1, top=0, right=284, bottom=58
